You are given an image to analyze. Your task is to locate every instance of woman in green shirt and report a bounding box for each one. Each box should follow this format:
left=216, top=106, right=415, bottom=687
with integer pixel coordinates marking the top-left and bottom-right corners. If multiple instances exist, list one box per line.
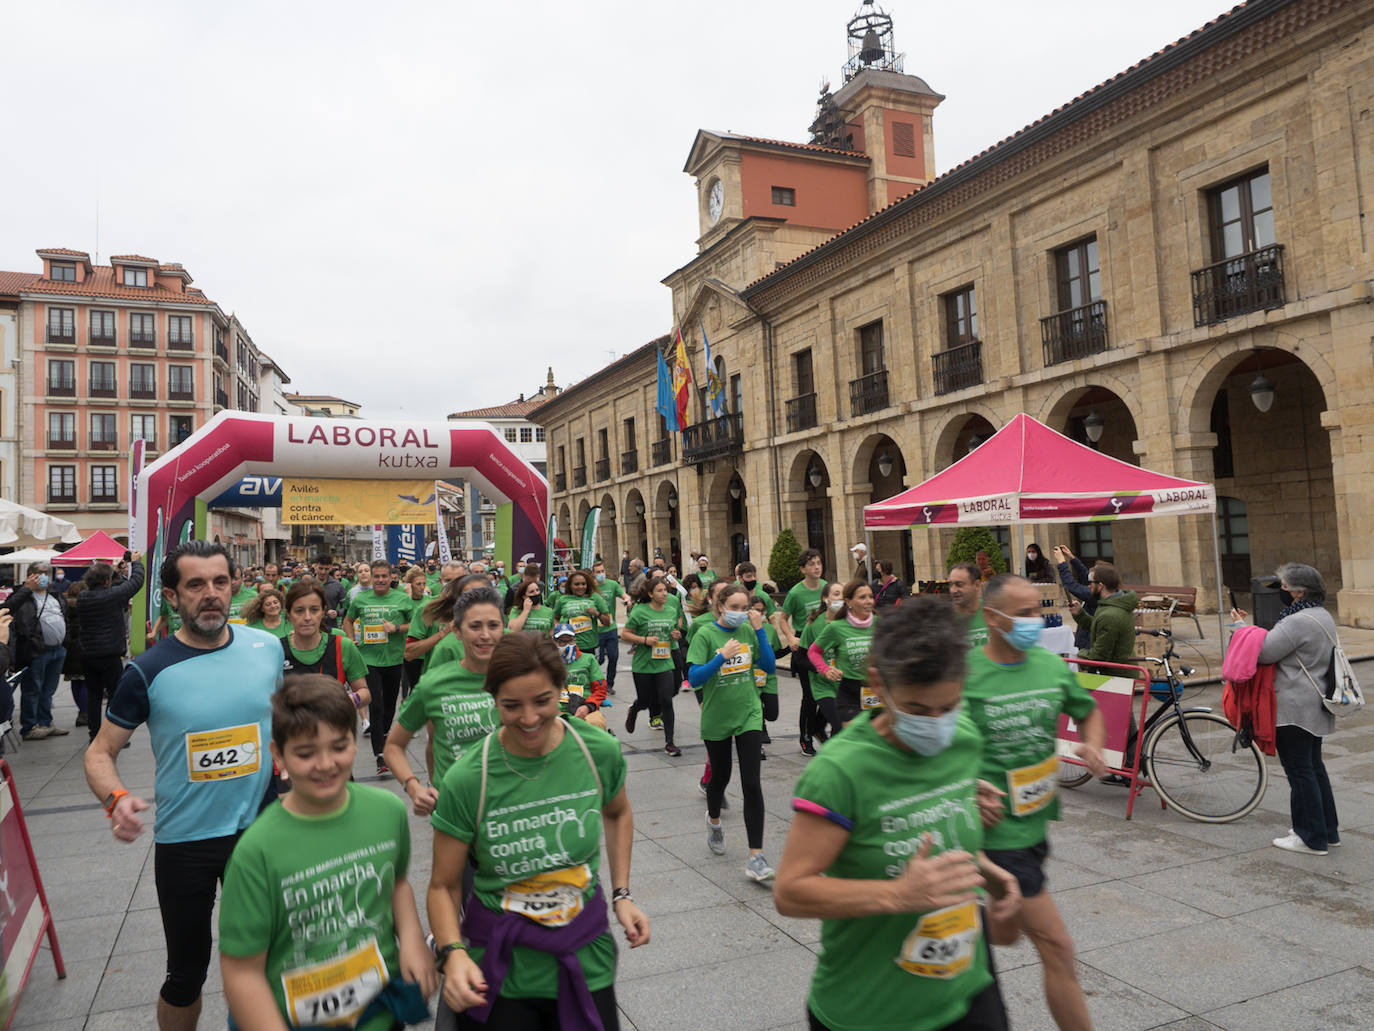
left=281, top=582, right=371, bottom=712
left=774, top=598, right=1021, bottom=1031
left=620, top=577, right=682, bottom=756
left=687, top=583, right=777, bottom=883
left=243, top=587, right=289, bottom=638
left=427, top=633, right=650, bottom=1029
left=802, top=581, right=846, bottom=745
left=810, top=580, right=877, bottom=726
left=507, top=578, right=557, bottom=635
left=552, top=569, right=610, bottom=654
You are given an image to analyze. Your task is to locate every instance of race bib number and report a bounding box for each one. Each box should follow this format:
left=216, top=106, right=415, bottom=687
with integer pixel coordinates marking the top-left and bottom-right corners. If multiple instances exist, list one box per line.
left=186, top=724, right=260, bottom=782
left=754, top=668, right=767, bottom=688
left=362, top=623, right=388, bottom=644
left=282, top=937, right=387, bottom=1028
left=721, top=643, right=752, bottom=676
left=227, top=616, right=247, bottom=626
left=651, top=642, right=670, bottom=660
left=501, top=864, right=591, bottom=927
left=896, top=901, right=980, bottom=979
left=569, top=614, right=593, bottom=635
left=861, top=685, right=880, bottom=709
left=1007, top=755, right=1059, bottom=817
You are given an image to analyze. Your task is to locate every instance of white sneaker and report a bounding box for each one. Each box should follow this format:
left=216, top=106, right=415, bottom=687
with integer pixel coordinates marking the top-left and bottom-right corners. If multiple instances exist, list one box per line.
left=361, top=718, right=371, bottom=734
left=705, top=814, right=726, bottom=856
left=1289, top=828, right=1339, bottom=847
left=1272, top=833, right=1327, bottom=856
left=745, top=852, right=776, bottom=882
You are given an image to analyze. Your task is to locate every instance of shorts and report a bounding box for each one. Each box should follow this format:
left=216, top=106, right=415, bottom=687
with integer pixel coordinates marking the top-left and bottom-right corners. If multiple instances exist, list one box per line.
left=982, top=839, right=1050, bottom=899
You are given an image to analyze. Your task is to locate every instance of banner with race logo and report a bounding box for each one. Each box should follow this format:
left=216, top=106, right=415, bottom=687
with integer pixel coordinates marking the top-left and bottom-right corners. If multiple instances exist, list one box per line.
left=385, top=524, right=426, bottom=566
left=371, top=525, right=386, bottom=562
left=127, top=438, right=145, bottom=554
left=433, top=483, right=452, bottom=564
left=580, top=506, right=601, bottom=569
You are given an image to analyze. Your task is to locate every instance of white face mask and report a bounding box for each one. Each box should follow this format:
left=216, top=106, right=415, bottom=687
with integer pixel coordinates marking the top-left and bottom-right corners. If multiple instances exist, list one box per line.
left=828, top=599, right=845, bottom=612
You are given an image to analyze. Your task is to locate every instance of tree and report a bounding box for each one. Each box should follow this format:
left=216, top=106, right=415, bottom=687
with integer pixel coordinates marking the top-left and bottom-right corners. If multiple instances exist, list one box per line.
left=768, top=528, right=803, bottom=593
left=945, top=527, right=1007, bottom=575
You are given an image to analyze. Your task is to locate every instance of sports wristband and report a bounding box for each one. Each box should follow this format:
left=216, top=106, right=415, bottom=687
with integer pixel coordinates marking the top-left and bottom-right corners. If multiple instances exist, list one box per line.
left=103, top=789, right=129, bottom=817
left=403, top=776, right=419, bottom=791
left=612, top=887, right=633, bottom=903
left=434, top=942, right=467, bottom=970
left=349, top=690, right=362, bottom=708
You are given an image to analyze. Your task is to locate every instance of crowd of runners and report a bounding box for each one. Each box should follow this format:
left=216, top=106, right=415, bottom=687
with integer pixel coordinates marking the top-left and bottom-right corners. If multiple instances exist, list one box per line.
left=38, top=534, right=1132, bottom=1030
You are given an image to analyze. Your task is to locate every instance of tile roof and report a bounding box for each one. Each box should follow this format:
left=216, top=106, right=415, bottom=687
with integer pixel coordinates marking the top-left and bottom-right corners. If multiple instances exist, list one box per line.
left=108, top=254, right=158, bottom=263
left=448, top=395, right=554, bottom=420
left=741, top=0, right=1296, bottom=296
left=0, top=271, right=40, bottom=297
left=723, top=133, right=870, bottom=162
left=36, top=247, right=90, bottom=258
left=11, top=266, right=218, bottom=306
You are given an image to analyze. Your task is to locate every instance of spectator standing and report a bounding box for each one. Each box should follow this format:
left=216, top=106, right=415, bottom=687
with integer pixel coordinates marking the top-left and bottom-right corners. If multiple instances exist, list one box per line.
left=1024, top=543, right=1055, bottom=583
left=4, top=562, right=71, bottom=740
left=1052, top=544, right=1096, bottom=650
left=0, top=611, right=11, bottom=754
left=1070, top=563, right=1138, bottom=665
left=871, top=559, right=907, bottom=609
left=78, top=556, right=146, bottom=741
left=64, top=580, right=89, bottom=727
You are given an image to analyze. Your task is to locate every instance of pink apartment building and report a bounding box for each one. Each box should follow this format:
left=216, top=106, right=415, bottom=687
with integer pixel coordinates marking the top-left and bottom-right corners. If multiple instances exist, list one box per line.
left=1, top=248, right=263, bottom=554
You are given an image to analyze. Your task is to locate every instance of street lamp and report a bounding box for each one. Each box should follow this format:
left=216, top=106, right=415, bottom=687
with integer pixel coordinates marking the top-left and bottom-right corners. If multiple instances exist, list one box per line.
left=729, top=479, right=742, bottom=500
left=634, top=500, right=645, bottom=517
left=1083, top=410, right=1105, bottom=443
left=876, top=451, right=893, bottom=478
left=1250, top=351, right=1275, bottom=412
left=667, top=489, right=678, bottom=509
left=807, top=461, right=824, bottom=489
left=966, top=433, right=985, bottom=455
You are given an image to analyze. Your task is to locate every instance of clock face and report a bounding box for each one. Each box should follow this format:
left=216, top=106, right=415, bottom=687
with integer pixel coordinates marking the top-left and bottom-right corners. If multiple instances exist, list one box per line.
left=708, top=179, right=724, bottom=223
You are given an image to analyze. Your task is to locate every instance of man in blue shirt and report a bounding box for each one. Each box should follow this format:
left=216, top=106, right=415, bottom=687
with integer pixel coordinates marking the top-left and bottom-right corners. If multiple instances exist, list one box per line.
left=84, top=540, right=282, bottom=1031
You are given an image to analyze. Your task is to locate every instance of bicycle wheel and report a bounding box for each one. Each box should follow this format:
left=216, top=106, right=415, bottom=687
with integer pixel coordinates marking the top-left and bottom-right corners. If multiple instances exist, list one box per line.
left=1058, top=758, right=1092, bottom=788
left=1143, top=711, right=1267, bottom=823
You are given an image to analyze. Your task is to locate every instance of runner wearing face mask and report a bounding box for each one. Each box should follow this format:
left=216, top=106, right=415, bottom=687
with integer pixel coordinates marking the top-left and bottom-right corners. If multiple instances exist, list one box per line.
left=687, top=583, right=777, bottom=882
left=782, top=549, right=828, bottom=757
left=809, top=580, right=877, bottom=726
left=968, top=574, right=1107, bottom=1031
left=801, top=582, right=846, bottom=745
left=592, top=559, right=624, bottom=695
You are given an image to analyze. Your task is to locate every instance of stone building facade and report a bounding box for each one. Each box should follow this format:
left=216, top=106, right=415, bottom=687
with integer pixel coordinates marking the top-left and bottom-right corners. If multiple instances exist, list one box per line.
left=533, top=0, right=1374, bottom=624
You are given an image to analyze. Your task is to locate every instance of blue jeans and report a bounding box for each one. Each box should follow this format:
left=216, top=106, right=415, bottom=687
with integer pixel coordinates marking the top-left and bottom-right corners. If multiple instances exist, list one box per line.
left=596, top=630, right=620, bottom=685
left=1275, top=724, right=1340, bottom=850
left=21, top=644, right=67, bottom=732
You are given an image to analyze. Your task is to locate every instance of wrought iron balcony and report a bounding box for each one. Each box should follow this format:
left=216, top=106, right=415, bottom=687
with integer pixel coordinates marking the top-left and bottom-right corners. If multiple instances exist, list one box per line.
left=131, top=385, right=157, bottom=400
left=90, top=438, right=118, bottom=452
left=168, top=333, right=194, bottom=351
left=682, top=411, right=743, bottom=464
left=786, top=393, right=817, bottom=433
left=215, top=388, right=229, bottom=408
left=130, top=331, right=157, bottom=348
left=651, top=439, right=672, bottom=467
left=90, top=332, right=117, bottom=347
left=170, top=388, right=195, bottom=402
left=1191, top=244, right=1286, bottom=327
left=555, top=472, right=567, bottom=492
left=572, top=466, right=587, bottom=488
left=933, top=339, right=984, bottom=396
left=46, top=328, right=74, bottom=345
left=48, top=489, right=76, bottom=505
left=89, top=381, right=117, bottom=398
left=849, top=369, right=889, bottom=417
left=214, top=342, right=230, bottom=365
left=46, top=379, right=75, bottom=397
left=620, top=449, right=638, bottom=475
left=594, top=458, right=610, bottom=482
left=47, top=436, right=76, bottom=450
left=1041, top=300, right=1109, bottom=366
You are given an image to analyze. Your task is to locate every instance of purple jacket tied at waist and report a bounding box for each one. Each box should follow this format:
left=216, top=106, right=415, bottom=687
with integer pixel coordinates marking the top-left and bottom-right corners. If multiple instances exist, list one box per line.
left=461, top=881, right=611, bottom=1030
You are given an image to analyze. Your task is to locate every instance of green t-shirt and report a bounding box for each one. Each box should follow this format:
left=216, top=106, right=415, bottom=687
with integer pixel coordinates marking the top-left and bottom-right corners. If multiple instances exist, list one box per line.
left=800, top=614, right=837, bottom=701
left=426, top=573, right=442, bottom=596
left=697, top=568, right=718, bottom=589
left=684, top=610, right=717, bottom=649
left=284, top=630, right=369, bottom=683
left=158, top=597, right=182, bottom=633
left=430, top=634, right=466, bottom=671
left=783, top=580, right=829, bottom=632
left=962, top=646, right=1098, bottom=849
left=510, top=604, right=557, bottom=636
left=553, top=593, right=609, bottom=651
left=396, top=663, right=498, bottom=784
left=227, top=586, right=258, bottom=624
left=966, top=610, right=989, bottom=649
left=663, top=592, right=686, bottom=650
left=792, top=713, right=990, bottom=1031
left=623, top=604, right=677, bottom=674
left=248, top=619, right=291, bottom=639
left=756, top=622, right=781, bottom=696
left=814, top=618, right=875, bottom=682
left=594, top=579, right=624, bottom=625
left=749, top=582, right=777, bottom=616
left=431, top=723, right=626, bottom=999
left=406, top=601, right=444, bottom=671
left=686, top=622, right=765, bottom=740
left=345, top=588, right=413, bottom=668
left=563, top=652, right=605, bottom=711
left=218, top=784, right=410, bottom=1031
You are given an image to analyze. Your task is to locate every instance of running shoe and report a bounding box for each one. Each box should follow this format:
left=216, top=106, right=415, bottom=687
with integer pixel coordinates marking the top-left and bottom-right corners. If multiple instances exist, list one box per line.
left=74, top=712, right=88, bottom=727
left=45, top=725, right=70, bottom=737
left=680, top=681, right=693, bottom=693
left=759, top=748, right=767, bottom=761
left=361, top=718, right=371, bottom=735
left=665, top=743, right=682, bottom=757
left=1272, top=833, right=1326, bottom=856
left=624, top=707, right=638, bottom=734
left=760, top=727, right=771, bottom=745
left=706, top=814, right=726, bottom=855
left=800, top=738, right=816, bottom=757
left=1290, top=828, right=1340, bottom=847
left=375, top=757, right=390, bottom=779
left=745, top=853, right=776, bottom=882
left=649, top=716, right=663, bottom=730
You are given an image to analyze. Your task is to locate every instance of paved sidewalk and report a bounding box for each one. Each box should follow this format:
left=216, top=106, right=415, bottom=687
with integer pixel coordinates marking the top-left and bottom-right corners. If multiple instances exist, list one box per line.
left=5, top=668, right=1373, bottom=1030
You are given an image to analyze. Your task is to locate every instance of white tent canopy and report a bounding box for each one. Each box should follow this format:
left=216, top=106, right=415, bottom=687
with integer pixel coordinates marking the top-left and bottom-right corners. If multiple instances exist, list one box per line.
left=0, top=499, right=83, bottom=548
left=0, top=548, right=60, bottom=566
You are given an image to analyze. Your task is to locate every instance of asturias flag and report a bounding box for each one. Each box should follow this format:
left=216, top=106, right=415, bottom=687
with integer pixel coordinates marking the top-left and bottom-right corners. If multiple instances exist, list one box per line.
left=656, top=344, right=677, bottom=433
left=702, top=327, right=725, bottom=417
left=672, top=327, right=693, bottom=431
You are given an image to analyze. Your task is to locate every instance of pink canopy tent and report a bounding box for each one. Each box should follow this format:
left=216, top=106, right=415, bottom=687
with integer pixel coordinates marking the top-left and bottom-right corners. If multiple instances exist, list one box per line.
left=50, top=530, right=128, bottom=566
left=862, top=414, right=1223, bottom=636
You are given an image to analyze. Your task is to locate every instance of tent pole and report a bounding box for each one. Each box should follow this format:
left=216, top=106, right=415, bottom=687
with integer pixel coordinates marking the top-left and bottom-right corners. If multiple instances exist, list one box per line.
left=1211, top=509, right=1227, bottom=647
left=865, top=529, right=874, bottom=583
left=1013, top=522, right=1025, bottom=577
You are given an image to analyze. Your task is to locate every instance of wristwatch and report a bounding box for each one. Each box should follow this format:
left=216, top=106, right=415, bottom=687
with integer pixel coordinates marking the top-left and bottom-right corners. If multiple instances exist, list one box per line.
left=434, top=942, right=467, bottom=971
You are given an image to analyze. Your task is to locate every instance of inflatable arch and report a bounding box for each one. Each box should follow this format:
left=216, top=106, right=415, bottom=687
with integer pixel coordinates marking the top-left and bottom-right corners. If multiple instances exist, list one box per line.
left=134, top=411, right=549, bottom=625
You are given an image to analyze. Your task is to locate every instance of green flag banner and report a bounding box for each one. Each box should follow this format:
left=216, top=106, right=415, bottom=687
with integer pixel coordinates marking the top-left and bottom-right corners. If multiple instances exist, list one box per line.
left=580, top=507, right=601, bottom=570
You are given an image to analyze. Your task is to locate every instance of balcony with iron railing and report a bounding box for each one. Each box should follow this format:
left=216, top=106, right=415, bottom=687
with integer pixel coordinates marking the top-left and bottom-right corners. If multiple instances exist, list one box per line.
left=594, top=458, right=610, bottom=482
left=651, top=439, right=672, bottom=466
left=131, top=384, right=157, bottom=400
left=620, top=449, right=638, bottom=475
left=89, top=379, right=117, bottom=399
left=786, top=393, right=817, bottom=433
left=215, top=388, right=229, bottom=408
left=170, top=388, right=195, bottom=402
left=46, top=327, right=75, bottom=345
left=1041, top=300, right=1109, bottom=366
left=47, top=434, right=76, bottom=450
left=555, top=471, right=567, bottom=492
left=214, top=341, right=230, bottom=365
left=168, top=332, right=194, bottom=351
left=849, top=369, right=889, bottom=417
left=130, top=331, right=157, bottom=349
left=89, top=331, right=117, bottom=348
left=682, top=411, right=743, bottom=464
left=933, top=339, right=984, bottom=396
left=48, top=488, right=76, bottom=505
left=1191, top=244, right=1286, bottom=327
left=46, top=378, right=75, bottom=397
left=90, top=437, right=118, bottom=452
left=572, top=466, right=587, bottom=488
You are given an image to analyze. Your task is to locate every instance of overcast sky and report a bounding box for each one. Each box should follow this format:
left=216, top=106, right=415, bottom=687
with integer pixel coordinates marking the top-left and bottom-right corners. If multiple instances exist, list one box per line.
left=4, top=0, right=1217, bottom=418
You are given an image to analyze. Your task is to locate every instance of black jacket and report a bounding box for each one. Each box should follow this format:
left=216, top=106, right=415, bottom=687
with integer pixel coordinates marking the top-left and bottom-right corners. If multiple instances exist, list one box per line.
left=77, top=561, right=145, bottom=658
left=3, top=586, right=68, bottom=667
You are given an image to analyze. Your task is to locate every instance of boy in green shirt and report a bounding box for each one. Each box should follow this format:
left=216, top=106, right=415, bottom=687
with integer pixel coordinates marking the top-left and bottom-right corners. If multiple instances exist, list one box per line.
left=227, top=563, right=258, bottom=625
left=591, top=559, right=625, bottom=695
left=219, top=675, right=437, bottom=1030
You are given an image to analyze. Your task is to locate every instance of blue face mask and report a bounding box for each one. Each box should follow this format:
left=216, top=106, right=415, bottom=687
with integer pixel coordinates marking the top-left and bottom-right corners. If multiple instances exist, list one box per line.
left=890, top=704, right=962, bottom=756
left=720, top=609, right=749, bottom=629
left=36, top=574, right=50, bottom=590
left=595, top=573, right=606, bottom=583
left=988, top=608, right=1042, bottom=652
left=560, top=644, right=577, bottom=663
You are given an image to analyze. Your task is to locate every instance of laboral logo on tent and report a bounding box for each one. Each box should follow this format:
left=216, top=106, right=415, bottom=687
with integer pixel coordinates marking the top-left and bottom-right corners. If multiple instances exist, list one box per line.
left=911, top=502, right=960, bottom=525
left=956, top=497, right=1015, bottom=522
left=1149, top=487, right=1214, bottom=514
left=1022, top=494, right=1155, bottom=520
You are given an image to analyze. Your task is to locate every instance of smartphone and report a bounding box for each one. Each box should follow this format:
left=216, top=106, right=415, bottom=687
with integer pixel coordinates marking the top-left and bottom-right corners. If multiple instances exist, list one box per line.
left=1228, top=588, right=1237, bottom=610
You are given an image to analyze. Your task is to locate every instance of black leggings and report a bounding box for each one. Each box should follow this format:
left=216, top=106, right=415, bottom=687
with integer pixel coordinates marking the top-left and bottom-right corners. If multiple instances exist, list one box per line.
left=154, top=833, right=241, bottom=1007
left=705, top=730, right=764, bottom=848
left=442, top=985, right=620, bottom=1030
left=401, top=657, right=424, bottom=699
left=836, top=678, right=864, bottom=726
left=366, top=663, right=403, bottom=756
left=813, top=696, right=839, bottom=740
left=762, top=693, right=778, bottom=722
left=793, top=657, right=818, bottom=743
left=84, top=652, right=124, bottom=741
left=630, top=670, right=677, bottom=745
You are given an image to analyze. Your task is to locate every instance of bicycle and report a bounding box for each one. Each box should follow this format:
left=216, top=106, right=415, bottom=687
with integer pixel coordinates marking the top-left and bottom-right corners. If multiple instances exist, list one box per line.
left=1060, top=628, right=1268, bottom=823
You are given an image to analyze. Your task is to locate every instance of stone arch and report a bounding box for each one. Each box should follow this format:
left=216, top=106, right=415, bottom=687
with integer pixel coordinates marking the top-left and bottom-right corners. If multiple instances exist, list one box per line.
left=623, top=488, right=648, bottom=564
left=851, top=433, right=912, bottom=585
left=785, top=447, right=837, bottom=578
left=928, top=404, right=1002, bottom=473
left=1177, top=335, right=1339, bottom=436
left=597, top=492, right=619, bottom=567
left=1037, top=371, right=1139, bottom=432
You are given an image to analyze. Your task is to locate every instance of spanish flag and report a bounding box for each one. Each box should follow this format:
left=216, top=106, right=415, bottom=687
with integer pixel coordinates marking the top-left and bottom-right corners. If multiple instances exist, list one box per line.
left=672, top=326, right=693, bottom=431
